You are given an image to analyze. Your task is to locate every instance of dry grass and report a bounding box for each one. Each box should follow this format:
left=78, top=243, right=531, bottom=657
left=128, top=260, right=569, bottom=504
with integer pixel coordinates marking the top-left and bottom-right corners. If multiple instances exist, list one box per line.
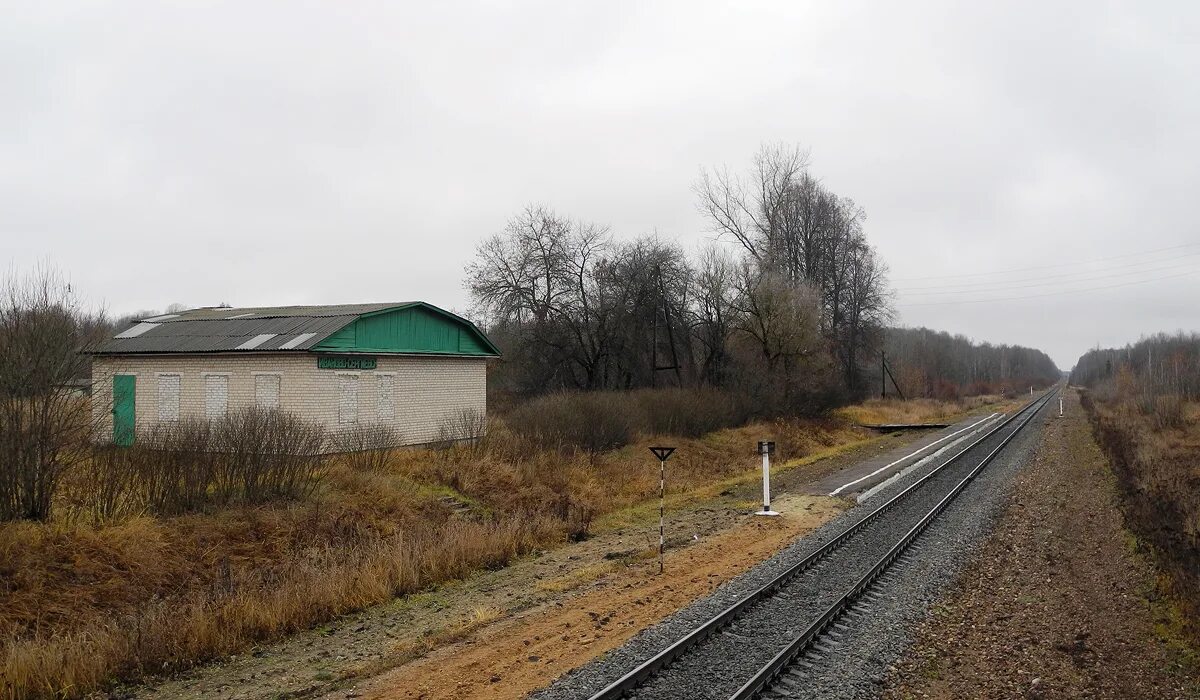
left=0, top=390, right=1006, bottom=699
left=1083, top=387, right=1200, bottom=644
left=0, top=494, right=561, bottom=696
left=833, top=395, right=1000, bottom=426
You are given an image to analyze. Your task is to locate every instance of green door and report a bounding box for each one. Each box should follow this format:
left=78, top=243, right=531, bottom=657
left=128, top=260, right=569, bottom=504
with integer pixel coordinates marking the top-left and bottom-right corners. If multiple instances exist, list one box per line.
left=112, top=375, right=136, bottom=446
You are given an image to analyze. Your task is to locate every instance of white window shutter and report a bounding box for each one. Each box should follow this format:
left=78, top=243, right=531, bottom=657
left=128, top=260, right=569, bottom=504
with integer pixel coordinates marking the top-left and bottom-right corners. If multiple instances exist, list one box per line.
left=205, top=375, right=228, bottom=420
left=339, top=374, right=359, bottom=424
left=255, top=374, right=280, bottom=410
left=377, top=375, right=395, bottom=420
left=158, top=374, right=180, bottom=422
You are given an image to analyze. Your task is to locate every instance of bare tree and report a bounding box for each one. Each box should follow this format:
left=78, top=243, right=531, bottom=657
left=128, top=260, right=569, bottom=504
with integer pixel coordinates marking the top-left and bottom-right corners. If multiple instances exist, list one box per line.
left=694, top=143, right=810, bottom=262
left=467, top=205, right=614, bottom=389
left=690, top=245, right=738, bottom=384
left=695, top=144, right=892, bottom=397
left=0, top=265, right=106, bottom=521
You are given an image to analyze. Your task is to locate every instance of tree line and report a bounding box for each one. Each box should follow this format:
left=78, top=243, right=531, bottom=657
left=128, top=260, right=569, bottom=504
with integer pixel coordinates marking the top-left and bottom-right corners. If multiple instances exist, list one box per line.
left=1071, top=332, right=1200, bottom=401
left=883, top=327, right=1060, bottom=399
left=467, top=144, right=890, bottom=412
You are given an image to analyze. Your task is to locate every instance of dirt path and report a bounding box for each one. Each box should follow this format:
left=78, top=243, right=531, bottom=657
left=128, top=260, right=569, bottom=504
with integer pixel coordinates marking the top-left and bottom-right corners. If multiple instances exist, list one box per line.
left=884, top=389, right=1200, bottom=699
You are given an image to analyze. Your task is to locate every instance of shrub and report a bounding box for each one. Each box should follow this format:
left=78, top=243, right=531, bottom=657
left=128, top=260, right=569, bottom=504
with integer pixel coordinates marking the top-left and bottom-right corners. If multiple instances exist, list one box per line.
left=0, top=267, right=104, bottom=522
left=506, top=391, right=636, bottom=452
left=629, top=387, right=750, bottom=437
left=437, top=407, right=488, bottom=444
left=213, top=408, right=328, bottom=501
left=64, top=409, right=328, bottom=519
left=504, top=387, right=762, bottom=450
left=1138, top=393, right=1186, bottom=430
left=331, top=423, right=400, bottom=472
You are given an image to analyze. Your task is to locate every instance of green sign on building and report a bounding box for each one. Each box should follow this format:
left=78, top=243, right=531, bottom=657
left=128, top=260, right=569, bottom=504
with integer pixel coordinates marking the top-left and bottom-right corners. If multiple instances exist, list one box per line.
left=317, top=355, right=377, bottom=370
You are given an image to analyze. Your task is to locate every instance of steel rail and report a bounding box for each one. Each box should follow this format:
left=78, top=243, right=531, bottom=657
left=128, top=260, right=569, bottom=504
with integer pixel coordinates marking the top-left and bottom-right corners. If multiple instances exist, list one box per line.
left=586, top=390, right=1052, bottom=700
left=730, top=387, right=1058, bottom=699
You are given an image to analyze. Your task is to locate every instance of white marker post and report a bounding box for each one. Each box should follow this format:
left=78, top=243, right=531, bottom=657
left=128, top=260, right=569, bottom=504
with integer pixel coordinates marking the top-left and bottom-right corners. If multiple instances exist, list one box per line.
left=1060, top=396, right=1064, bottom=417
left=648, top=446, right=675, bottom=574
left=755, top=440, right=780, bottom=516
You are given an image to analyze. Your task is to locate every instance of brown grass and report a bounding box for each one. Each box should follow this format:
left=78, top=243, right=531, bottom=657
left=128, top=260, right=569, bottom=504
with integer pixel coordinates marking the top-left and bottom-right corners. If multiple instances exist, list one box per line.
left=0, top=498, right=562, bottom=699
left=1082, top=386, right=1200, bottom=644
left=0, top=391, right=1002, bottom=699
left=833, top=395, right=1001, bottom=427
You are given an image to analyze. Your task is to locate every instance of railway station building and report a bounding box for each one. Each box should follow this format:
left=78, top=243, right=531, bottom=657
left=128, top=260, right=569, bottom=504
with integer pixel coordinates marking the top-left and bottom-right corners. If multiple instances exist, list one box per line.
left=89, top=302, right=500, bottom=447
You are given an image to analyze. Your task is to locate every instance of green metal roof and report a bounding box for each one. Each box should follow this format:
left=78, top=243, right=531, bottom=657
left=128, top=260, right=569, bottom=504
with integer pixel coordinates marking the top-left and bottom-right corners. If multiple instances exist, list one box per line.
left=312, top=303, right=500, bottom=357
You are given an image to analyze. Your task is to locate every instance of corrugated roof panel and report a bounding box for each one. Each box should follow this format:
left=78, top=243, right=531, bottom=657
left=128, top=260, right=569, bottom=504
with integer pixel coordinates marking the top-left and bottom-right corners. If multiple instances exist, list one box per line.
left=115, top=322, right=160, bottom=339
left=235, top=334, right=277, bottom=350
left=140, top=303, right=413, bottom=322
left=278, top=332, right=318, bottom=350
left=92, top=314, right=360, bottom=354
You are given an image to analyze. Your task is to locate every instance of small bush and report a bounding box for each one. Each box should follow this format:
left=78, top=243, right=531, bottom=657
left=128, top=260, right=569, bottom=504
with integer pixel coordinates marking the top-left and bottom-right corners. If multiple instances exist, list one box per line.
left=505, top=387, right=757, bottom=450
left=630, top=387, right=750, bottom=437
left=214, top=408, right=328, bottom=501
left=437, top=407, right=488, bottom=444
left=65, top=409, right=328, bottom=519
left=1138, top=393, right=1186, bottom=430
left=331, top=423, right=400, bottom=472
left=506, top=392, right=636, bottom=452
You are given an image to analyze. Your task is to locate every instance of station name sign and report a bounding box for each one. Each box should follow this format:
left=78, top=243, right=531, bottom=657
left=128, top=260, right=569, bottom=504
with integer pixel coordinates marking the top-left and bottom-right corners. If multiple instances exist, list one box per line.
left=317, top=355, right=377, bottom=370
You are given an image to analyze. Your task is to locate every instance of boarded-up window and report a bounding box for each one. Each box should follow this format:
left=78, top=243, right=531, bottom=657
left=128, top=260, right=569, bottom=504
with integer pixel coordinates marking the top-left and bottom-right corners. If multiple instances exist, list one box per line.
left=205, top=374, right=229, bottom=421
left=377, top=374, right=395, bottom=420
left=255, top=374, right=280, bottom=410
left=338, top=374, right=359, bottom=424
left=158, top=374, right=180, bottom=422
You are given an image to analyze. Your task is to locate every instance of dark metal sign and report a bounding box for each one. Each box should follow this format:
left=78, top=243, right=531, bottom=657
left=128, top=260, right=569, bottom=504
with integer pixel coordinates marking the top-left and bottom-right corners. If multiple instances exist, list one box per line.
left=317, top=355, right=377, bottom=370
left=649, top=446, right=675, bottom=461
left=758, top=440, right=775, bottom=455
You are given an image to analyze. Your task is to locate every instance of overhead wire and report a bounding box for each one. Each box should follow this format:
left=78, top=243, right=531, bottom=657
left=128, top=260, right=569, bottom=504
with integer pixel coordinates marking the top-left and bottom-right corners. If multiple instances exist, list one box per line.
left=896, top=268, right=1198, bottom=307
left=895, top=259, right=1200, bottom=297
left=890, top=242, right=1200, bottom=282
left=894, top=251, right=1200, bottom=293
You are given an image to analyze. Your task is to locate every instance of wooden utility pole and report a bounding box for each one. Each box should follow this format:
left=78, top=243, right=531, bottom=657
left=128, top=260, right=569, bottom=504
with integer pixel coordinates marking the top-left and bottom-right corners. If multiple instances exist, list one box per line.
left=881, top=351, right=887, bottom=399
left=651, top=265, right=682, bottom=387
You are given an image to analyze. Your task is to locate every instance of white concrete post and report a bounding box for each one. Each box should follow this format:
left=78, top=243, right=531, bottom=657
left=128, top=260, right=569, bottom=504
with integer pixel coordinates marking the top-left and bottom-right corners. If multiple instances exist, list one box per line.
left=755, top=441, right=780, bottom=516
left=1060, top=396, right=1064, bottom=417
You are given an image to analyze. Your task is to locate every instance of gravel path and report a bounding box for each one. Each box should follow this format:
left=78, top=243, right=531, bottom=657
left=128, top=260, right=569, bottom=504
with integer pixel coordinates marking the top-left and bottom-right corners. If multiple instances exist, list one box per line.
left=532, top=396, right=1052, bottom=700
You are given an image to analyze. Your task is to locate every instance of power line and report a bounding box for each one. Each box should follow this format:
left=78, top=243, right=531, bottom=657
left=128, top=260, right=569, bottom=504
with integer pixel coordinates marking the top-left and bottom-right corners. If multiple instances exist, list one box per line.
left=890, top=242, right=1200, bottom=282
left=896, top=268, right=1198, bottom=307
left=893, top=252, right=1200, bottom=292
left=895, top=261, right=1200, bottom=297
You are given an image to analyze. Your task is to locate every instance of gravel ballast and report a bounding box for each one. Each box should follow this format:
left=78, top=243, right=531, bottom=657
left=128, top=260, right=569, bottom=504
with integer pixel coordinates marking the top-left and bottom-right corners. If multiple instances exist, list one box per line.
left=531, top=397, right=1053, bottom=700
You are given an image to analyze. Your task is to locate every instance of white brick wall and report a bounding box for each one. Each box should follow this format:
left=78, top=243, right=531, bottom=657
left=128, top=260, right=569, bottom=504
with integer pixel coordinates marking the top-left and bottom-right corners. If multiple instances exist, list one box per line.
left=91, top=353, right=488, bottom=447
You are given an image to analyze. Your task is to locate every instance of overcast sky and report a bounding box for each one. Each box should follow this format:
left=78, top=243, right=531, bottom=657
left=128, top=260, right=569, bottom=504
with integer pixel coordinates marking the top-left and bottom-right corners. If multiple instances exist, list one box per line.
left=4, top=2, right=1198, bottom=369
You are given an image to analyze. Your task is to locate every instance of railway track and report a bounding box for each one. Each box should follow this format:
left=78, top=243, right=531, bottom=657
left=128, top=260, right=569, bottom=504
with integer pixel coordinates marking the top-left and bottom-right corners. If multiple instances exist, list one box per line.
left=586, top=388, right=1058, bottom=700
